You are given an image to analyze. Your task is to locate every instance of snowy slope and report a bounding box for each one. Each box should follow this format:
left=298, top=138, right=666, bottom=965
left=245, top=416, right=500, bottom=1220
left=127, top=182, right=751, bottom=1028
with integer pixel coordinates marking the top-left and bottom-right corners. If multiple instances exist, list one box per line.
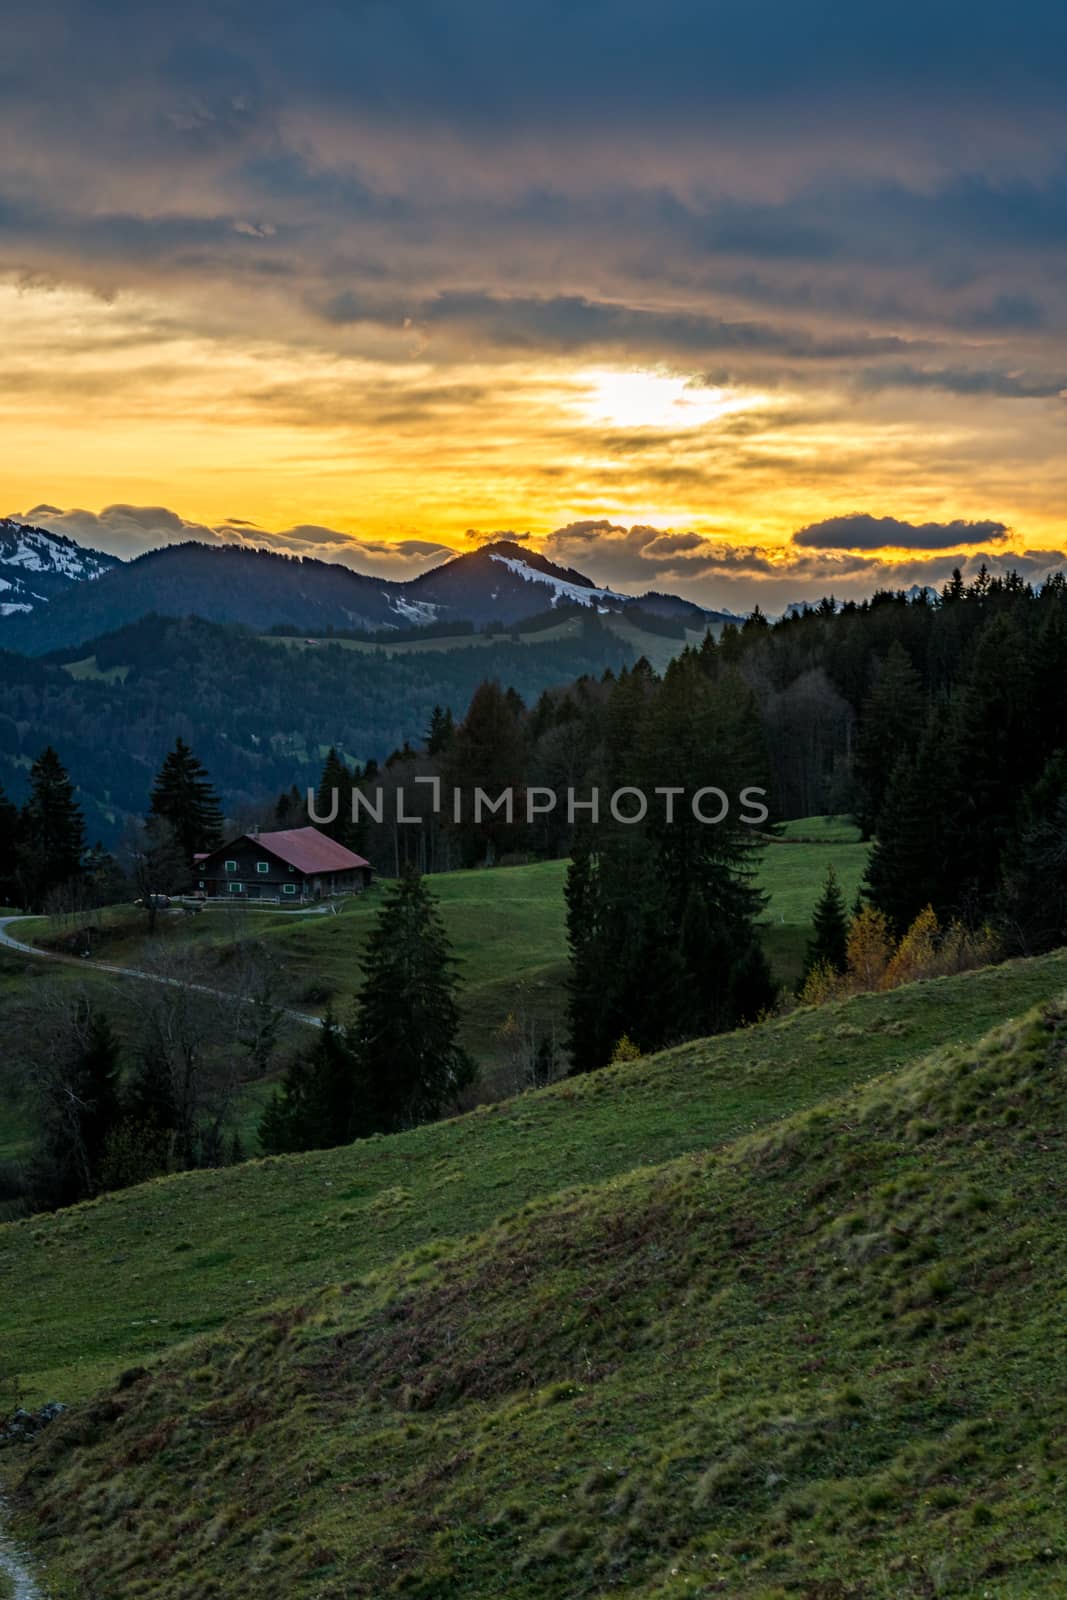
left=385, top=594, right=441, bottom=626
left=487, top=553, right=628, bottom=612
left=0, top=519, right=119, bottom=617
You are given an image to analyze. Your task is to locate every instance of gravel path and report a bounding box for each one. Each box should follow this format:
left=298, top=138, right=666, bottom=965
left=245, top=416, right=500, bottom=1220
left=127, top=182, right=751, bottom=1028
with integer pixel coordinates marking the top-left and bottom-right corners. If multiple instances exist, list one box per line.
left=0, top=916, right=321, bottom=1028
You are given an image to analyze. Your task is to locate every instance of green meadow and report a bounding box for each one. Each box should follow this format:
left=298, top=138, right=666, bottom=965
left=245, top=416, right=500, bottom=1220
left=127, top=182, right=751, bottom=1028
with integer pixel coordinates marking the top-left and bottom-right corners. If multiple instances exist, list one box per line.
left=4, top=817, right=870, bottom=1057
left=3, top=822, right=1067, bottom=1597
left=2, top=940, right=1066, bottom=1408
left=3, top=963, right=1067, bottom=1597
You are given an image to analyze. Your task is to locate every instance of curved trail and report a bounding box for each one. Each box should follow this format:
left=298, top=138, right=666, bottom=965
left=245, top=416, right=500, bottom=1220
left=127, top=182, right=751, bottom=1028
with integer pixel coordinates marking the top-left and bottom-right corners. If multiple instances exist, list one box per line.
left=0, top=917, right=321, bottom=1029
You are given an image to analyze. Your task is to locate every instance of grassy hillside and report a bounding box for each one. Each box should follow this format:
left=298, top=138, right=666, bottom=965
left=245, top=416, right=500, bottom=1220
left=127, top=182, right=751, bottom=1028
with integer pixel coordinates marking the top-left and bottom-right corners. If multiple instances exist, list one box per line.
left=4, top=822, right=869, bottom=1061
left=8, top=991, right=1067, bottom=1597
left=263, top=613, right=711, bottom=675
left=2, top=944, right=1066, bottom=1412
left=0, top=834, right=866, bottom=1201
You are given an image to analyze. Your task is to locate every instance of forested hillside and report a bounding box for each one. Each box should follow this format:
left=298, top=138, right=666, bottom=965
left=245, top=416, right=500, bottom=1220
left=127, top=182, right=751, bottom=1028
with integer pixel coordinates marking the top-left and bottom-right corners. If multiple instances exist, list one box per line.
left=0, top=616, right=636, bottom=842
left=0, top=535, right=727, bottom=657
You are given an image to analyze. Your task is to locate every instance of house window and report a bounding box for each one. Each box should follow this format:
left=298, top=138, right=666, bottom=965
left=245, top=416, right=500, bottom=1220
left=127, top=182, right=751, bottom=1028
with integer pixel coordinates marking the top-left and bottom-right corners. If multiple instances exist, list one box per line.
left=229, top=882, right=243, bottom=894
left=256, top=861, right=269, bottom=875
left=198, top=880, right=205, bottom=889
left=224, top=859, right=237, bottom=873
left=283, top=884, right=296, bottom=896
left=288, top=864, right=295, bottom=872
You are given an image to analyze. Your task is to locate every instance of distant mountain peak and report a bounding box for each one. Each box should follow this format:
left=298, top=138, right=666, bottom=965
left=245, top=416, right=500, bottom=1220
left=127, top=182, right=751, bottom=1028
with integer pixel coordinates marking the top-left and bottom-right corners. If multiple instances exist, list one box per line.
left=0, top=522, right=731, bottom=654
left=0, top=517, right=119, bottom=617
left=470, top=539, right=598, bottom=590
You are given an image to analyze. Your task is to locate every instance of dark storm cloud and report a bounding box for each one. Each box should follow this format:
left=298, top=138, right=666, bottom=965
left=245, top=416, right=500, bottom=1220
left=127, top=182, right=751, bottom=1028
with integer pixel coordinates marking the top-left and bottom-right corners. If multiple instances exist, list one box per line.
left=792, top=514, right=1011, bottom=551
left=315, top=288, right=921, bottom=363
left=856, top=366, right=1067, bottom=399
left=3, top=1, right=1067, bottom=366
left=542, top=521, right=1067, bottom=612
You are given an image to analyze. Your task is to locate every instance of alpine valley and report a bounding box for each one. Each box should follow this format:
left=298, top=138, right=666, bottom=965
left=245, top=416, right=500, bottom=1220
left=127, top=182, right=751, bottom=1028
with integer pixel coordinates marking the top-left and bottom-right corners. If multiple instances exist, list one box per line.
left=0, top=519, right=732, bottom=842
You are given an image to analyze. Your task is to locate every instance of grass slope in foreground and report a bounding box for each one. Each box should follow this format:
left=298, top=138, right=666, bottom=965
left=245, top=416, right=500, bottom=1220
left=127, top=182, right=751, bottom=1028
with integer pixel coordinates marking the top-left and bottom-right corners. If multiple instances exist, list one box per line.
left=0, top=946, right=1065, bottom=1406
left=11, top=996, right=1067, bottom=1598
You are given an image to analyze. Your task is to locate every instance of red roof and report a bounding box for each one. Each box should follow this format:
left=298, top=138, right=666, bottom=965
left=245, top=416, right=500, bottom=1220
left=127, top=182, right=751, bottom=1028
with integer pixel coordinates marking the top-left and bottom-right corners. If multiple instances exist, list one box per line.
left=254, top=827, right=371, bottom=875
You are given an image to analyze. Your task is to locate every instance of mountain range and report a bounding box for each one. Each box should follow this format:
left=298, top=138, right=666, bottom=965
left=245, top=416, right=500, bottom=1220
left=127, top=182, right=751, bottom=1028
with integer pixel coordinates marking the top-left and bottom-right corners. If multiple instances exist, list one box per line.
left=0, top=517, right=119, bottom=618
left=0, top=520, right=731, bottom=656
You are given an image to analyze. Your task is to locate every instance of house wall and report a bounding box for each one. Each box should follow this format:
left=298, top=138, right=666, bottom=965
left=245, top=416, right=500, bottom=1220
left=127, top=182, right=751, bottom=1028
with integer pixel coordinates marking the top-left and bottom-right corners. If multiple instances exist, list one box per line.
left=194, top=838, right=369, bottom=900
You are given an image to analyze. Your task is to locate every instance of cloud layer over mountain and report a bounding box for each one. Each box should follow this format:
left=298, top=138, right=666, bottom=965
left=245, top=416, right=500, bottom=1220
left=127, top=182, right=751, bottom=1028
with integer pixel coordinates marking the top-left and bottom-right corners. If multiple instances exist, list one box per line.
left=2, top=1, right=1067, bottom=592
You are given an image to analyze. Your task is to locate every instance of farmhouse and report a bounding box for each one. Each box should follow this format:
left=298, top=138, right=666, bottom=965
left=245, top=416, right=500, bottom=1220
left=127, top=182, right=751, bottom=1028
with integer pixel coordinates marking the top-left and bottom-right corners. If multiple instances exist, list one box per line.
left=194, top=826, right=373, bottom=901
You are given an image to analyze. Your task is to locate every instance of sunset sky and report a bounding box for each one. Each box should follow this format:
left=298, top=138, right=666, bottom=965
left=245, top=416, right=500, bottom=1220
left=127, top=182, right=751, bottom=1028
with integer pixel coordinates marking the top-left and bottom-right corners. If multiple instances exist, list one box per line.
left=3, top=0, right=1067, bottom=610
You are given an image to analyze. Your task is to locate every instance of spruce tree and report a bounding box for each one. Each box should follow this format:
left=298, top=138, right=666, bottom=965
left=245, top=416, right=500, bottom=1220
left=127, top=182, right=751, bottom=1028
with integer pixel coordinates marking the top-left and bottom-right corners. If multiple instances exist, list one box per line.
left=946, top=614, right=1037, bottom=911
left=19, top=746, right=86, bottom=910
left=1029, top=601, right=1067, bottom=758
left=567, top=654, right=775, bottom=1072
left=802, top=865, right=849, bottom=979
left=864, top=712, right=952, bottom=932
left=149, top=738, right=223, bottom=872
left=315, top=747, right=355, bottom=844
left=445, top=680, right=527, bottom=864
left=34, top=1002, right=121, bottom=1206
left=258, top=1013, right=363, bottom=1154
left=349, top=870, right=474, bottom=1130
left=274, top=783, right=307, bottom=828
left=425, top=704, right=456, bottom=756
left=998, top=753, right=1067, bottom=955
left=854, top=642, right=926, bottom=838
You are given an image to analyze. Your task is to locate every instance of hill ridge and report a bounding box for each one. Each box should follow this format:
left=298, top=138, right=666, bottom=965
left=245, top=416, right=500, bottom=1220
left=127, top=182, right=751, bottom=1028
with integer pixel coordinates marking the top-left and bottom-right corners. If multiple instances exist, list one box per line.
left=8, top=993, right=1067, bottom=1597
left=4, top=943, right=1067, bottom=1406
left=0, top=530, right=727, bottom=656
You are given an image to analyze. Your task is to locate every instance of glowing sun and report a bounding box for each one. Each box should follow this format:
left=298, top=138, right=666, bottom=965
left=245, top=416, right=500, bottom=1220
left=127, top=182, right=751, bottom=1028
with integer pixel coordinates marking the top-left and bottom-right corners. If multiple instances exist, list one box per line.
left=573, top=368, right=759, bottom=430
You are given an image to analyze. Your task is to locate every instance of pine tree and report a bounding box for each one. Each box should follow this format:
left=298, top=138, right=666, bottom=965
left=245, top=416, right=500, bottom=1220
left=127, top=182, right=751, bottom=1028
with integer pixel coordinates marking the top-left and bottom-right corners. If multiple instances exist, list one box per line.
left=18, top=746, right=86, bottom=910
left=315, top=747, right=355, bottom=844
left=349, top=870, right=474, bottom=1130
left=33, top=1001, right=121, bottom=1206
left=1029, top=601, right=1067, bottom=757
left=566, top=654, right=775, bottom=1072
left=274, top=783, right=307, bottom=828
left=998, top=753, right=1067, bottom=955
left=445, top=680, right=527, bottom=864
left=149, top=738, right=223, bottom=873
left=854, top=642, right=926, bottom=838
left=802, top=865, right=849, bottom=980
left=425, top=704, right=456, bottom=756
left=566, top=830, right=687, bottom=1069
left=864, top=711, right=953, bottom=932
left=697, top=629, right=719, bottom=678
left=946, top=614, right=1037, bottom=912
left=258, top=1013, right=363, bottom=1154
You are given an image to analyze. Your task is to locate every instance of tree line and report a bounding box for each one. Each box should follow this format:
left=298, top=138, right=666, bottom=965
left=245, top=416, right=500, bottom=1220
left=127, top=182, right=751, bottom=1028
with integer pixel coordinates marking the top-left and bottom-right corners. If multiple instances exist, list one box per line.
left=0, top=737, right=224, bottom=914
left=7, top=559, right=1067, bottom=1198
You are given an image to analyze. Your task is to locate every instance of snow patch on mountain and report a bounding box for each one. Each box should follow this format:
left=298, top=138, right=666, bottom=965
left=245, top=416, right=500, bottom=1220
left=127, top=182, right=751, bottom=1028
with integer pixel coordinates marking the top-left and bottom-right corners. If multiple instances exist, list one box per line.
left=0, top=521, right=113, bottom=582
left=0, top=518, right=121, bottom=620
left=488, top=553, right=627, bottom=612
left=387, top=594, right=441, bottom=626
